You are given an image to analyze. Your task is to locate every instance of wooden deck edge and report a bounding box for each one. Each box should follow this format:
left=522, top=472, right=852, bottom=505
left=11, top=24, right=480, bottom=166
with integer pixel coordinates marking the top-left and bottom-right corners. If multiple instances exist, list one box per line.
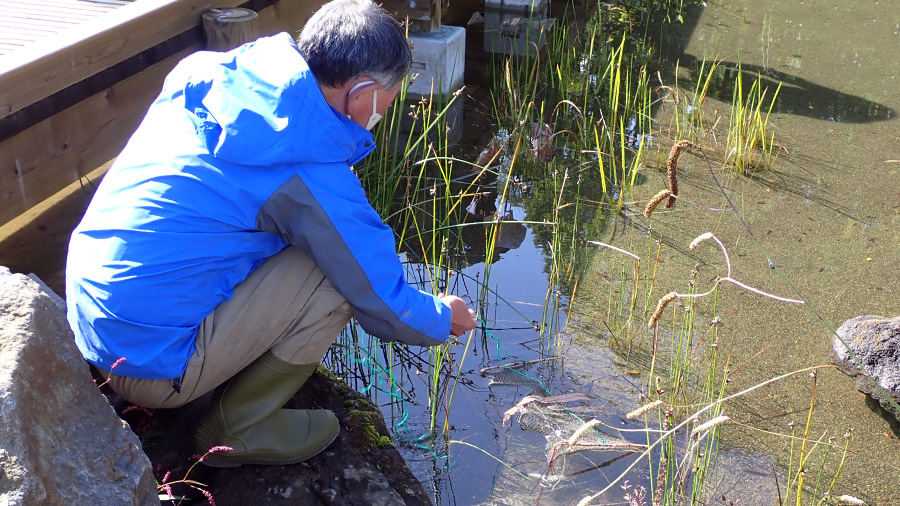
left=0, top=0, right=320, bottom=228
left=0, top=0, right=247, bottom=121
left=0, top=160, right=112, bottom=296
left=0, top=160, right=112, bottom=245
left=0, top=45, right=198, bottom=227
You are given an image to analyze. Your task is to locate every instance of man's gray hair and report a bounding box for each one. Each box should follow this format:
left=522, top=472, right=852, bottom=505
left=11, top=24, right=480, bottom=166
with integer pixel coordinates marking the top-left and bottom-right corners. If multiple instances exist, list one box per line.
left=297, top=0, right=412, bottom=90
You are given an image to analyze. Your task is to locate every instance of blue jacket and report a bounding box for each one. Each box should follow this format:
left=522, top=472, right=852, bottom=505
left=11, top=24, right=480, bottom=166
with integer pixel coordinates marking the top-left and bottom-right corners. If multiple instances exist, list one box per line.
left=66, top=33, right=451, bottom=380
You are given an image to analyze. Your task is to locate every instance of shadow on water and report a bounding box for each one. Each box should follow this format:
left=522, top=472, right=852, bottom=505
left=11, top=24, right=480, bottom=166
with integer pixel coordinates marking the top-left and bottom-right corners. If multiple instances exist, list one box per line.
left=656, top=2, right=895, bottom=125
left=744, top=166, right=869, bottom=226
left=679, top=56, right=896, bottom=124
left=865, top=396, right=900, bottom=441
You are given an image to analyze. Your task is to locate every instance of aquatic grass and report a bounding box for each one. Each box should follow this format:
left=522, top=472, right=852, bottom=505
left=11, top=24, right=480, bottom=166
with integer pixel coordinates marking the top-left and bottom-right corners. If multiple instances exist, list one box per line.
left=643, top=267, right=726, bottom=506
left=569, top=230, right=728, bottom=506
left=725, top=64, right=782, bottom=173
left=328, top=79, right=516, bottom=438
left=327, top=0, right=747, bottom=501
left=482, top=5, right=658, bottom=356
left=778, top=372, right=854, bottom=506
left=577, top=224, right=825, bottom=506
left=667, top=58, right=723, bottom=143
left=576, top=219, right=861, bottom=506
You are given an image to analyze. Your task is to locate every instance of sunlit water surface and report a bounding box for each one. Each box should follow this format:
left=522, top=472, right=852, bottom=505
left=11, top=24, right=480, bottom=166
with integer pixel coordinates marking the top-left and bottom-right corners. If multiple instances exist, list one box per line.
left=386, top=1, right=900, bottom=504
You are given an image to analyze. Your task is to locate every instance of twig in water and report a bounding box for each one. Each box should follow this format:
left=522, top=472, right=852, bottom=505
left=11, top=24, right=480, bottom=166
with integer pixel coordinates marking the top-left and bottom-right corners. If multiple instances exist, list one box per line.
left=690, top=232, right=802, bottom=303
left=726, top=345, right=771, bottom=380
left=773, top=462, right=783, bottom=506
left=587, top=240, right=641, bottom=261
left=648, top=233, right=806, bottom=314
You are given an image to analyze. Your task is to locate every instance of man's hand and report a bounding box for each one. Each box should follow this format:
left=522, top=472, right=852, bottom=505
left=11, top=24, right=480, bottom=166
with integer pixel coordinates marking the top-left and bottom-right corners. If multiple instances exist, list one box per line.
left=439, top=294, right=477, bottom=337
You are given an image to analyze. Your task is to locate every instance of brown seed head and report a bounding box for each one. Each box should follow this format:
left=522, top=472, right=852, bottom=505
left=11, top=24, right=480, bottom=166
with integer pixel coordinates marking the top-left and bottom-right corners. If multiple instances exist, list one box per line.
left=643, top=189, right=671, bottom=218
left=665, top=140, right=699, bottom=208
left=648, top=291, right=678, bottom=328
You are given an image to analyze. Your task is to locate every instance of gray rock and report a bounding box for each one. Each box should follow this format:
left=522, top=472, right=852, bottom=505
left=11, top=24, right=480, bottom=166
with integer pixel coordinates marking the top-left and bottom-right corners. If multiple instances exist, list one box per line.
left=0, top=267, right=158, bottom=506
left=832, top=314, right=900, bottom=421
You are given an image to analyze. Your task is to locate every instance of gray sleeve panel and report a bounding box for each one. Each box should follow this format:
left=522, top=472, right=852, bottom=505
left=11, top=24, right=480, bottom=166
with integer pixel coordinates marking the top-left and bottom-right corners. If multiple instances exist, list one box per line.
left=255, top=173, right=448, bottom=347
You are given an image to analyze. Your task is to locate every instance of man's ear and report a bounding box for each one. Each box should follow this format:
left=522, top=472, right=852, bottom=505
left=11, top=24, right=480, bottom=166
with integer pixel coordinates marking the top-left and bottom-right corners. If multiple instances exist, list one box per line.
left=346, top=79, right=379, bottom=102
left=345, top=79, right=379, bottom=125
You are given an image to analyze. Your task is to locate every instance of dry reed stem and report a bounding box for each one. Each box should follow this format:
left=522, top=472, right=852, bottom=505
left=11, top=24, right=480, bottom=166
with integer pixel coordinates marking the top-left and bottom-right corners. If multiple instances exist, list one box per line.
left=688, top=232, right=714, bottom=250
left=690, top=415, right=730, bottom=439
left=576, top=365, right=837, bottom=506
left=626, top=399, right=663, bottom=420
left=587, top=240, right=641, bottom=261
left=567, top=419, right=603, bottom=446
left=643, top=189, right=671, bottom=218
left=666, top=140, right=699, bottom=208
left=648, top=292, right=678, bottom=328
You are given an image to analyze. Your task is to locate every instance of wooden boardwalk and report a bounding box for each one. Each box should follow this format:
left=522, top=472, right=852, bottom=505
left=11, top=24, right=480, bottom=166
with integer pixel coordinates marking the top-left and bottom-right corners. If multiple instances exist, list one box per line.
left=0, top=0, right=133, bottom=57
left=0, top=0, right=439, bottom=294
left=0, top=0, right=321, bottom=293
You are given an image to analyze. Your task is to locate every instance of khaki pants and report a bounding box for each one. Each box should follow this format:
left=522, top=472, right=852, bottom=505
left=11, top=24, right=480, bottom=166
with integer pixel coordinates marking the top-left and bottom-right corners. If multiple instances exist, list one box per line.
left=101, top=246, right=353, bottom=409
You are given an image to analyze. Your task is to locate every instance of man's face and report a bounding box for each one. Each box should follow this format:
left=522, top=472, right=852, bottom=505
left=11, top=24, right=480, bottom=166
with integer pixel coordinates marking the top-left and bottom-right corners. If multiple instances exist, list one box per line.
left=346, top=80, right=403, bottom=131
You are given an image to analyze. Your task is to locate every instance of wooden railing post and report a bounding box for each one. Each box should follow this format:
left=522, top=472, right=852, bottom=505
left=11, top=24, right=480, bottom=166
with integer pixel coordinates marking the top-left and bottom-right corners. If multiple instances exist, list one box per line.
left=202, top=8, right=260, bottom=52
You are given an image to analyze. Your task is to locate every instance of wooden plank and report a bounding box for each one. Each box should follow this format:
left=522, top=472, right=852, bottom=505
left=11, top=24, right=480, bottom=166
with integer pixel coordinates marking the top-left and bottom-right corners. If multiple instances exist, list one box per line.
left=0, top=37, right=39, bottom=46
left=0, top=22, right=62, bottom=33
left=0, top=0, right=326, bottom=228
left=0, top=161, right=111, bottom=296
left=8, top=11, right=85, bottom=23
left=0, top=0, right=245, bottom=120
left=6, top=16, right=82, bottom=28
left=13, top=0, right=119, bottom=14
left=6, top=10, right=97, bottom=21
left=0, top=46, right=197, bottom=227
left=0, top=39, right=34, bottom=46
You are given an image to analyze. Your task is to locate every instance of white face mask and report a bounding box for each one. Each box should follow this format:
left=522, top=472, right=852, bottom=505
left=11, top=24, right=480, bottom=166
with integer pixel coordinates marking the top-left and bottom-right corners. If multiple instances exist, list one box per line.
left=348, top=81, right=383, bottom=131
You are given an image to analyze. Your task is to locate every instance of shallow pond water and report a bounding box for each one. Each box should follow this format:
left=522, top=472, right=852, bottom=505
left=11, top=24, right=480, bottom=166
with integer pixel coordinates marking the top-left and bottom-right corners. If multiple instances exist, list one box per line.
left=633, top=0, right=900, bottom=503
left=383, top=0, right=900, bottom=504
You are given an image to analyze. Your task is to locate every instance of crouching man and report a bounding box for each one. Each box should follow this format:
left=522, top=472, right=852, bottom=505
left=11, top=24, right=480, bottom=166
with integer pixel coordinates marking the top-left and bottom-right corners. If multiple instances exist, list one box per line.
left=65, top=0, right=476, bottom=468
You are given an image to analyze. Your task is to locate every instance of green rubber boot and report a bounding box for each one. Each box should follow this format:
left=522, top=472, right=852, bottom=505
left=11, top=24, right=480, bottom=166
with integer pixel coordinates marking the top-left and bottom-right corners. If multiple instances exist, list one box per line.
left=194, top=351, right=339, bottom=467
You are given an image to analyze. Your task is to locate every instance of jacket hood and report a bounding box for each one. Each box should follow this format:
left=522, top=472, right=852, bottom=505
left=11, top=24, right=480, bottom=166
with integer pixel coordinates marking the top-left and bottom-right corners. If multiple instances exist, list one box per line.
left=170, top=32, right=374, bottom=167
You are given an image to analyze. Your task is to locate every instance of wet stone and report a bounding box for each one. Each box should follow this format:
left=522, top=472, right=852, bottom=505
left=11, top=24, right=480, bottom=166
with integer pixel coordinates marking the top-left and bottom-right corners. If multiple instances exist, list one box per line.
left=831, top=315, right=900, bottom=421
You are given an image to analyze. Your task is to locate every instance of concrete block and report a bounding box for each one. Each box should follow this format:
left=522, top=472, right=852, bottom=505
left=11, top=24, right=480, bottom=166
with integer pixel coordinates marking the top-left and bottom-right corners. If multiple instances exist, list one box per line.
left=407, top=25, right=466, bottom=98
left=484, top=0, right=553, bottom=56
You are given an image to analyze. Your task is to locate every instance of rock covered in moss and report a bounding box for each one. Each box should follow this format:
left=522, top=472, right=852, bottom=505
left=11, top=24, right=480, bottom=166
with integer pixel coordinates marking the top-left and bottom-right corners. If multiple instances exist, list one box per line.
left=831, top=314, right=900, bottom=421
left=138, top=366, right=431, bottom=505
